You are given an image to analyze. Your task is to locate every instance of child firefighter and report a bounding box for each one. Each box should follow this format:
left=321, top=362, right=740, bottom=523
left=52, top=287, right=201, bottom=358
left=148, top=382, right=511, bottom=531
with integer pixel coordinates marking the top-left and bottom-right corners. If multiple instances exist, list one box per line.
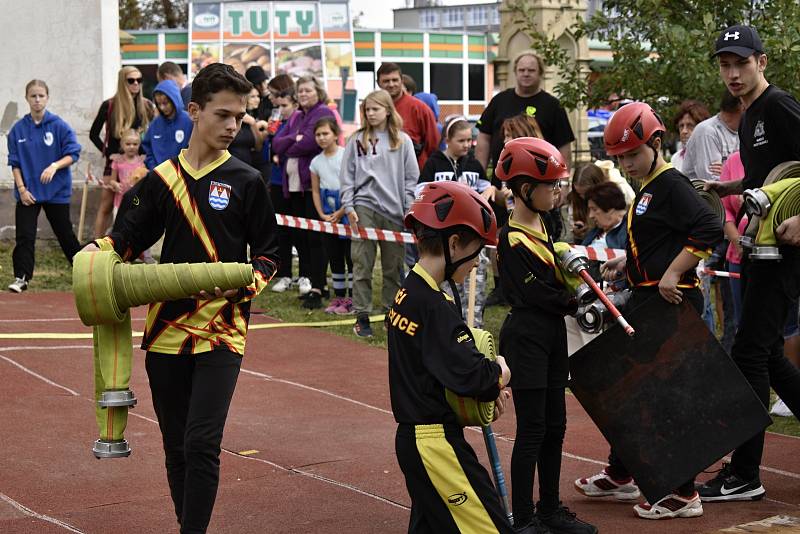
left=494, top=137, right=598, bottom=534
left=388, top=180, right=515, bottom=533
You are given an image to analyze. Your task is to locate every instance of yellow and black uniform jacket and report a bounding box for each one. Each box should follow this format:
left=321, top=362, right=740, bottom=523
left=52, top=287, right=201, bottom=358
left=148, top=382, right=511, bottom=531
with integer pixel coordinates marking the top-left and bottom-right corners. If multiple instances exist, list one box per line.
left=387, top=264, right=501, bottom=425
left=626, top=164, right=721, bottom=289
left=97, top=150, right=279, bottom=355
left=497, top=215, right=578, bottom=317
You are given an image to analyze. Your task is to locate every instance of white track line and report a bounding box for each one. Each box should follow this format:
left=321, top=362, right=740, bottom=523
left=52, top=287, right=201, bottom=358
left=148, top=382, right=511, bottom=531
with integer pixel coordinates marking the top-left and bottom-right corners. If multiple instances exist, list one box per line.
left=0, top=492, right=85, bottom=533
left=3, top=346, right=800, bottom=492
left=221, top=449, right=409, bottom=510
left=239, top=368, right=394, bottom=416
left=0, top=355, right=79, bottom=396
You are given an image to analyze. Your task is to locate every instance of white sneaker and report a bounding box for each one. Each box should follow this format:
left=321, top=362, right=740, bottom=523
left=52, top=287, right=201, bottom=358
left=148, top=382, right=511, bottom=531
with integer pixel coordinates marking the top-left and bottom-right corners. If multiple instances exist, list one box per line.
left=770, top=398, right=794, bottom=417
left=297, top=277, right=312, bottom=295
left=575, top=469, right=641, bottom=500
left=634, top=491, right=703, bottom=520
left=271, top=276, right=292, bottom=293
left=8, top=277, right=27, bottom=293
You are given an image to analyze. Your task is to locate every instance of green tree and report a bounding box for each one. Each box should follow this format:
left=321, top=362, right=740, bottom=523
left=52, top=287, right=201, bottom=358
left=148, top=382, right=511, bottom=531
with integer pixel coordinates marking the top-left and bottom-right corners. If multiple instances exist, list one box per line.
left=507, top=0, right=800, bottom=120
left=119, top=0, right=143, bottom=30
left=120, top=0, right=188, bottom=29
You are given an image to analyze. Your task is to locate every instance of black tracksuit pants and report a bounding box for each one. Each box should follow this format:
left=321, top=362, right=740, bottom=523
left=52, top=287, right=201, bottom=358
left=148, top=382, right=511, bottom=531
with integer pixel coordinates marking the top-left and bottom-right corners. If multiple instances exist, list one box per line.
left=12, top=202, right=81, bottom=280
left=146, top=350, right=242, bottom=534
left=396, top=423, right=514, bottom=534
left=729, top=250, right=800, bottom=480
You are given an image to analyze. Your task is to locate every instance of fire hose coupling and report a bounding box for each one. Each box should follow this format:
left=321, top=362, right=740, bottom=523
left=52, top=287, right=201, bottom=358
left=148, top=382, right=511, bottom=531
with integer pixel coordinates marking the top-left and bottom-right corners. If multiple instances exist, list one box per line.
left=574, top=283, right=597, bottom=306
left=577, top=289, right=633, bottom=334
left=557, top=247, right=590, bottom=275
left=741, top=171, right=800, bottom=260
left=97, top=390, right=137, bottom=408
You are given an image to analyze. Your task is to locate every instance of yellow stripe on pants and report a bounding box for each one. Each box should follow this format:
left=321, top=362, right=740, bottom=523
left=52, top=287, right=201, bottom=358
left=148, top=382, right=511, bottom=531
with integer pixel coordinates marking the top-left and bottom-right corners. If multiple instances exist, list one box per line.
left=415, top=424, right=498, bottom=534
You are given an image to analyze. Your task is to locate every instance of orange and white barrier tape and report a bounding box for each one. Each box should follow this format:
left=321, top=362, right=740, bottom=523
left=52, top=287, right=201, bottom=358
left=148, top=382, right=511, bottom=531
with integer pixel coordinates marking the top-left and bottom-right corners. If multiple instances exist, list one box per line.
left=274, top=214, right=627, bottom=261
left=703, top=268, right=741, bottom=279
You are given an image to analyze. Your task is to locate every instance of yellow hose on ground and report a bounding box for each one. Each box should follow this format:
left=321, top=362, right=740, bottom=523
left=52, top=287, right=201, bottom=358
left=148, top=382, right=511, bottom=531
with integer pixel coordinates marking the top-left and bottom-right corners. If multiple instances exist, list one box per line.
left=445, top=328, right=497, bottom=427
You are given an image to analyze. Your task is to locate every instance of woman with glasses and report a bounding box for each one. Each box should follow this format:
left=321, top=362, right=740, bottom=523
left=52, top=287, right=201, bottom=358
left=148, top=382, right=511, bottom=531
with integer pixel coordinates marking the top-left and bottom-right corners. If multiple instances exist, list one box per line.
left=89, top=66, right=154, bottom=238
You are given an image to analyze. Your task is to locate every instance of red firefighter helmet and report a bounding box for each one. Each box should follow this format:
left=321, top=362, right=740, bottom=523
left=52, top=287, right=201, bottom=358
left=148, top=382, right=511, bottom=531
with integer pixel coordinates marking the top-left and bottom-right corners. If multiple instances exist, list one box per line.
left=494, top=137, right=569, bottom=183
left=404, top=181, right=498, bottom=246
left=604, top=102, right=666, bottom=156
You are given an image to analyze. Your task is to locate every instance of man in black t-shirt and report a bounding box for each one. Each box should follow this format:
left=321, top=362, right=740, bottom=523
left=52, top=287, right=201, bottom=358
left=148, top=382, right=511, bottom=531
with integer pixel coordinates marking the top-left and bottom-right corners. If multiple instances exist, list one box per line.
left=476, top=51, right=575, bottom=304
left=476, top=51, right=575, bottom=172
left=698, top=24, right=800, bottom=504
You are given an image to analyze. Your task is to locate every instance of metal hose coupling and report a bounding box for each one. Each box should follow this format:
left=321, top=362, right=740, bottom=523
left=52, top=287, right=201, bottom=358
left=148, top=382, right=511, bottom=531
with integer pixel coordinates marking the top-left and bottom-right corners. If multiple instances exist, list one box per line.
left=577, top=289, right=633, bottom=334
left=741, top=162, right=800, bottom=260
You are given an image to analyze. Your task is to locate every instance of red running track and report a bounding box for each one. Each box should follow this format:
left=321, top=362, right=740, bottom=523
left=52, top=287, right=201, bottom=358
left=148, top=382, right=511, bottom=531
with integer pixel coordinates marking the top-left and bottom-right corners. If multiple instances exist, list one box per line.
left=0, top=292, right=797, bottom=533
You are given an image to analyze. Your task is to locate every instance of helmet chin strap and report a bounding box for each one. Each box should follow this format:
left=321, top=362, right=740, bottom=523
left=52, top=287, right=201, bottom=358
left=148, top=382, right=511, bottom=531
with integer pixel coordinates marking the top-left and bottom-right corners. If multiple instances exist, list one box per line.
left=520, top=183, right=547, bottom=215
left=646, top=138, right=660, bottom=176
left=441, top=233, right=483, bottom=312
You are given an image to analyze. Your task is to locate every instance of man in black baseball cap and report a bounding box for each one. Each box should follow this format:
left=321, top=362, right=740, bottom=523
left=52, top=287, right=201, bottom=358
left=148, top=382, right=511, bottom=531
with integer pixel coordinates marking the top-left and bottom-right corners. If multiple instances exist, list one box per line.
left=712, top=24, right=764, bottom=58
left=699, top=24, right=800, bottom=504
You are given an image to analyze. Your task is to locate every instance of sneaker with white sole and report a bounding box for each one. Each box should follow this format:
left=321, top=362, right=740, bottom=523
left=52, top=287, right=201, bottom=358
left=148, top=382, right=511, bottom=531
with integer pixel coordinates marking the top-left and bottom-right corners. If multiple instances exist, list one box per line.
left=634, top=491, right=703, bottom=520
left=297, top=277, right=312, bottom=296
left=575, top=469, right=641, bottom=501
left=8, top=276, right=27, bottom=293
left=696, top=462, right=765, bottom=502
left=271, top=276, right=292, bottom=293
left=770, top=398, right=794, bottom=417
left=325, top=297, right=343, bottom=314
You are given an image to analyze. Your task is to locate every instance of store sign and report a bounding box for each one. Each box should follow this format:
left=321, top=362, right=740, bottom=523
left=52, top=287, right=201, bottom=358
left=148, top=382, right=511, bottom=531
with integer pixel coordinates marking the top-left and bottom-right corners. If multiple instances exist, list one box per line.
left=221, top=2, right=321, bottom=40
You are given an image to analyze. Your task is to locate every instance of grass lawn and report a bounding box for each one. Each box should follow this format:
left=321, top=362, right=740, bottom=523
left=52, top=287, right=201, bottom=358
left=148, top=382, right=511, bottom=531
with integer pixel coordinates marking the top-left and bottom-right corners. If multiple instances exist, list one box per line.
left=3, top=242, right=799, bottom=438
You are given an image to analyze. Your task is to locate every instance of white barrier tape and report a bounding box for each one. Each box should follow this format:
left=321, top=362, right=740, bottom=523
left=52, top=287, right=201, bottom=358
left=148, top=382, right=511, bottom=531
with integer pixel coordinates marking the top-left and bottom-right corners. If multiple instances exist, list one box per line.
left=274, top=214, right=627, bottom=261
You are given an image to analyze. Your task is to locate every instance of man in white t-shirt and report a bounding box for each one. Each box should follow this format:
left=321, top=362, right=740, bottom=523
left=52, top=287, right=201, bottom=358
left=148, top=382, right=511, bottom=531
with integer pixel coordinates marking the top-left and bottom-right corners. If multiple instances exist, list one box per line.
left=682, top=90, right=743, bottom=181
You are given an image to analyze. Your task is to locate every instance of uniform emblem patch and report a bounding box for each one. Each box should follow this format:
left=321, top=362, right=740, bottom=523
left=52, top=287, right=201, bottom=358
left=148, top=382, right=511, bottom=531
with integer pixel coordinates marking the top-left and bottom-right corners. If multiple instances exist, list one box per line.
left=209, top=181, right=231, bottom=210
left=635, top=193, right=652, bottom=215
left=175, top=129, right=185, bottom=143
left=43, top=132, right=54, bottom=146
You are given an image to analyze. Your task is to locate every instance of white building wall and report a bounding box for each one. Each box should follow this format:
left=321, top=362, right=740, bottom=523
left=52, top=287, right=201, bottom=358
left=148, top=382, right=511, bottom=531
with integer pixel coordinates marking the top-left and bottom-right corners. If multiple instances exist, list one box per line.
left=0, top=0, right=121, bottom=184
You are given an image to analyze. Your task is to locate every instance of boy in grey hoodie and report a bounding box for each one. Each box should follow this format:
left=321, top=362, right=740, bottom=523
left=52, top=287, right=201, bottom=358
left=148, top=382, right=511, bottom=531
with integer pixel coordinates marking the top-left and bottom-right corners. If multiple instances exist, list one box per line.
left=340, top=90, right=419, bottom=337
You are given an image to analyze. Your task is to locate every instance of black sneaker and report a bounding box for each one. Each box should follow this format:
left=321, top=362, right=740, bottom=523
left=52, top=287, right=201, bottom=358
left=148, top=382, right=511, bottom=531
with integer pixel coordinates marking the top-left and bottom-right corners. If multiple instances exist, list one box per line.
left=353, top=313, right=373, bottom=338
left=696, top=462, right=765, bottom=502
left=485, top=286, right=506, bottom=307
left=514, top=516, right=552, bottom=534
left=538, top=504, right=597, bottom=534
left=301, top=291, right=323, bottom=310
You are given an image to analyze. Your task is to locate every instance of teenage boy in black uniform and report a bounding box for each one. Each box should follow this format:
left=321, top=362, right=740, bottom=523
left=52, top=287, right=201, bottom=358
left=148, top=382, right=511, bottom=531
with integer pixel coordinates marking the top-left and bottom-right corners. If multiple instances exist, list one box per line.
left=698, top=24, right=800, bottom=502
left=389, top=180, right=516, bottom=534
left=574, top=103, right=721, bottom=520
left=84, top=63, right=279, bottom=533
left=494, top=137, right=598, bottom=534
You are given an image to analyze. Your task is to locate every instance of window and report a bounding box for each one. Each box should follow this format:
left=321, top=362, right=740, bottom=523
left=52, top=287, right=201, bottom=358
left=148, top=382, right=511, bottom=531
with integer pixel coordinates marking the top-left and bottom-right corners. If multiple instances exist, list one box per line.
left=400, top=63, right=424, bottom=92
left=430, top=63, right=462, bottom=100
left=468, top=64, right=485, bottom=101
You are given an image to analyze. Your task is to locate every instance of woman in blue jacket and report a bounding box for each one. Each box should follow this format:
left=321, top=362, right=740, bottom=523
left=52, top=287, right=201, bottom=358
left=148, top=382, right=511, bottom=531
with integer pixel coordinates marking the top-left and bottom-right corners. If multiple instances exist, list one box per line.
left=6, top=80, right=82, bottom=292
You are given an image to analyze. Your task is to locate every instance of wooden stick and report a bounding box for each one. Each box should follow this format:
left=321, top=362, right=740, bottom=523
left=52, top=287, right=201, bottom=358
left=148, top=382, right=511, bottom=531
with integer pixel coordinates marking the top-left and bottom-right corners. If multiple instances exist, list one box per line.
left=466, top=266, right=478, bottom=328
left=77, top=165, right=91, bottom=242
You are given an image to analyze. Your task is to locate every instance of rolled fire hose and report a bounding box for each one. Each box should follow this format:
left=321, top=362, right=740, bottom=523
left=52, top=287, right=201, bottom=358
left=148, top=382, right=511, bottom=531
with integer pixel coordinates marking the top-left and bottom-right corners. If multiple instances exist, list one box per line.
left=445, top=328, right=497, bottom=427
left=73, top=250, right=254, bottom=458
left=691, top=179, right=726, bottom=226
left=742, top=161, right=800, bottom=260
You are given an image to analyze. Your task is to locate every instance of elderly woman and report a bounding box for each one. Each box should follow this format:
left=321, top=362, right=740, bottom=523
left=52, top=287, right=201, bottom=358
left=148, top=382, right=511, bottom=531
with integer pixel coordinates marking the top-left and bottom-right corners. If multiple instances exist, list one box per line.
left=582, top=181, right=628, bottom=250
left=670, top=100, right=710, bottom=172
left=6, top=80, right=82, bottom=292
left=271, top=75, right=335, bottom=309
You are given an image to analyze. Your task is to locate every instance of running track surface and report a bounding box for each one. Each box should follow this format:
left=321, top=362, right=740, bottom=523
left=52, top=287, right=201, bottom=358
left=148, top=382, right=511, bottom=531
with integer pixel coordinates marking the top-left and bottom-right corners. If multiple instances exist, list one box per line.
left=0, top=292, right=798, bottom=534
